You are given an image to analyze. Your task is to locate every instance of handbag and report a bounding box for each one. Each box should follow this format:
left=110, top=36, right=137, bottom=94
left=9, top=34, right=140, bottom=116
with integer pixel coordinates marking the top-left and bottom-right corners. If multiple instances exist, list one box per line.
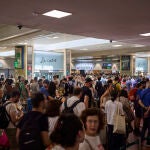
left=0, top=130, right=10, bottom=147
left=113, top=103, right=126, bottom=134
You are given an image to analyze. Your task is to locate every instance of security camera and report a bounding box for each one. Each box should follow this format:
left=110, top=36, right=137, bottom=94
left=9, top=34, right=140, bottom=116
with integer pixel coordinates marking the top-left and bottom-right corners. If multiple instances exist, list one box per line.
left=17, top=25, right=23, bottom=29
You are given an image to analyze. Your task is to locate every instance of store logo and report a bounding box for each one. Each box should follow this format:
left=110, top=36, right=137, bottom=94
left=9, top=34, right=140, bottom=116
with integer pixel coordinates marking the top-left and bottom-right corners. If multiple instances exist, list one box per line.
left=40, top=57, right=57, bottom=64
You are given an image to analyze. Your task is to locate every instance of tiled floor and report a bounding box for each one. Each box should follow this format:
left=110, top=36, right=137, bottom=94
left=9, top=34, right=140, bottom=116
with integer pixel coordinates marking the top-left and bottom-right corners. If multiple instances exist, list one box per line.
left=127, top=133, right=149, bottom=150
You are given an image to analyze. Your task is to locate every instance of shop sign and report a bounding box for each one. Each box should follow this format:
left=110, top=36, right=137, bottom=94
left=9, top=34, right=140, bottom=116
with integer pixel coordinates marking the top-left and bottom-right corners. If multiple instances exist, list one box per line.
left=75, top=63, right=94, bottom=70
left=34, top=52, right=64, bottom=71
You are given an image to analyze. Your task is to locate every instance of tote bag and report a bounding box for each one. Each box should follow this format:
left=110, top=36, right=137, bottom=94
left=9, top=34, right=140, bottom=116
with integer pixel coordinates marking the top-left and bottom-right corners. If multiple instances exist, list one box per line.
left=113, top=103, right=126, bottom=134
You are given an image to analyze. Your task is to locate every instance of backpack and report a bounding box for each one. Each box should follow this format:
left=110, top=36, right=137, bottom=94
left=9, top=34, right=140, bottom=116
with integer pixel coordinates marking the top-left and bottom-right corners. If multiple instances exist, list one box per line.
left=19, top=113, right=43, bottom=150
left=62, top=100, right=80, bottom=114
left=95, top=81, right=104, bottom=97
left=0, top=102, right=12, bottom=129
left=68, top=81, right=74, bottom=94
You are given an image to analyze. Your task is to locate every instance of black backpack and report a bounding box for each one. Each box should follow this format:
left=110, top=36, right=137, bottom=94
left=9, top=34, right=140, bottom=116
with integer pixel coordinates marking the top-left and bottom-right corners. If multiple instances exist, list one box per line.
left=19, top=114, right=44, bottom=150
left=62, top=99, right=80, bottom=114
left=68, top=82, right=74, bottom=94
left=0, top=102, right=12, bottom=129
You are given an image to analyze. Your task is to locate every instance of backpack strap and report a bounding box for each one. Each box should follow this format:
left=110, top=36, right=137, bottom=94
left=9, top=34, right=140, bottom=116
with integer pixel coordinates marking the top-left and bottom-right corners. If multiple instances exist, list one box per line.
left=64, top=99, right=80, bottom=110
left=69, top=100, right=81, bottom=110
left=64, top=99, right=68, bottom=109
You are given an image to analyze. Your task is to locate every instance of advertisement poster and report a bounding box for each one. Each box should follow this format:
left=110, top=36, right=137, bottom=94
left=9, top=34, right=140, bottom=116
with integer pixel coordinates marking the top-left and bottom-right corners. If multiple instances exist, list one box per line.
left=121, top=56, right=130, bottom=70
left=14, top=46, right=24, bottom=69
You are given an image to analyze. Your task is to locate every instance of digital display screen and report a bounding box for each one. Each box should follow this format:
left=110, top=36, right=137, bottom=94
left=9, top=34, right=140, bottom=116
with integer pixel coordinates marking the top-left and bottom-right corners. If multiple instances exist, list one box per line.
left=102, top=63, right=112, bottom=69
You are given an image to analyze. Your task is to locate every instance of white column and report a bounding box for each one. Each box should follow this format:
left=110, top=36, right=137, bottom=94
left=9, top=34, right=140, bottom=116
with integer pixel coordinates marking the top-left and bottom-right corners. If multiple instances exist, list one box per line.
left=148, top=57, right=150, bottom=74
left=64, top=49, right=66, bottom=76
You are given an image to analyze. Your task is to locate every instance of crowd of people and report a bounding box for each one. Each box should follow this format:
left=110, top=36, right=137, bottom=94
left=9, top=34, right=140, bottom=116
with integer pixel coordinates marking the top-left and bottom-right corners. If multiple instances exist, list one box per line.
left=0, top=73, right=149, bottom=150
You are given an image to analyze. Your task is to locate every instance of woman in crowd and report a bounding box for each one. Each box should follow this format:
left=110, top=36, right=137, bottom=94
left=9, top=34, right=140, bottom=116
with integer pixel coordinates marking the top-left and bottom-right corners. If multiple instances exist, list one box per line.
left=55, top=87, right=66, bottom=103
left=119, top=89, right=134, bottom=139
left=105, top=90, right=125, bottom=150
left=100, top=82, right=113, bottom=110
left=79, top=108, right=105, bottom=150
left=50, top=113, right=85, bottom=150
left=45, top=100, right=61, bottom=136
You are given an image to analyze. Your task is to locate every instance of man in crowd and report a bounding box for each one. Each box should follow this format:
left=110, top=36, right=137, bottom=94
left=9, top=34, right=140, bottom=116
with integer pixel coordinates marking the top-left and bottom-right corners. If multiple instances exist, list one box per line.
left=16, top=92, right=50, bottom=150
left=61, top=87, right=85, bottom=116
left=5, top=91, right=23, bottom=150
left=80, top=77, right=93, bottom=108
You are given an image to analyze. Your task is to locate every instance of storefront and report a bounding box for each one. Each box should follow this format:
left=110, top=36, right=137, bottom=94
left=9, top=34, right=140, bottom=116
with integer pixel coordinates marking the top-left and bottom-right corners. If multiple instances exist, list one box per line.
left=34, top=51, right=64, bottom=80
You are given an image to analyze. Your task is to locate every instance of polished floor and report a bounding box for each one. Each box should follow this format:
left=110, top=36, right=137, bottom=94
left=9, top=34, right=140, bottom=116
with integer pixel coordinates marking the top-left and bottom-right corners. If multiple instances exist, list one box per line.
left=127, top=133, right=149, bottom=150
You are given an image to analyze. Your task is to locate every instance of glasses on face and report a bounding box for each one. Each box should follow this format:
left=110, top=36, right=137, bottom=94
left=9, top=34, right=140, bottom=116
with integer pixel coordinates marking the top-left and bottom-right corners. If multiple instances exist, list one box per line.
left=86, top=119, right=99, bottom=124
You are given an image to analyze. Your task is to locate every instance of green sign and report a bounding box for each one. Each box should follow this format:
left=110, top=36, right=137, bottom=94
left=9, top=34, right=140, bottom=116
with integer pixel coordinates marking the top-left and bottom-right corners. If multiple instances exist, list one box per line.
left=14, top=61, right=18, bottom=68
left=14, top=46, right=24, bottom=69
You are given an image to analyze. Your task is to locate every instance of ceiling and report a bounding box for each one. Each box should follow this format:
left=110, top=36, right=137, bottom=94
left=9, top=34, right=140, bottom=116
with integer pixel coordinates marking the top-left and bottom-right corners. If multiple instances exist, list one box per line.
left=0, top=0, right=150, bottom=58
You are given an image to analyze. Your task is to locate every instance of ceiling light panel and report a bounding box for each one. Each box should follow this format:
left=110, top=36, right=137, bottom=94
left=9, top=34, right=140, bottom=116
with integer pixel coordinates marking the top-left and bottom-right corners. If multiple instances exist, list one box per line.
left=43, top=10, right=72, bottom=18
left=140, top=33, right=150, bottom=36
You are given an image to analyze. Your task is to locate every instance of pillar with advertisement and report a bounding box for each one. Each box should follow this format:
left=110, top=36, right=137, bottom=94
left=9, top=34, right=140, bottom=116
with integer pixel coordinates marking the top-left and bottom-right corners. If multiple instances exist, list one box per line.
left=14, top=45, right=27, bottom=80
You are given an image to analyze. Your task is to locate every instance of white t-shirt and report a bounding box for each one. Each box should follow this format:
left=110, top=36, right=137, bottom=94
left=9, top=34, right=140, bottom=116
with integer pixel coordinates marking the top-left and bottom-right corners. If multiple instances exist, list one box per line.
left=61, top=96, right=86, bottom=117
left=105, top=100, right=124, bottom=125
left=51, top=145, right=65, bottom=150
left=48, top=116, right=59, bottom=136
left=79, top=134, right=104, bottom=150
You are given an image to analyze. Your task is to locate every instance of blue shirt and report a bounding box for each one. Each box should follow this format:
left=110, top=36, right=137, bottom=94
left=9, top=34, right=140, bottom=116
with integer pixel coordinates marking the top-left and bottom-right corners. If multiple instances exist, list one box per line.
left=40, top=87, right=49, bottom=97
left=140, top=88, right=150, bottom=107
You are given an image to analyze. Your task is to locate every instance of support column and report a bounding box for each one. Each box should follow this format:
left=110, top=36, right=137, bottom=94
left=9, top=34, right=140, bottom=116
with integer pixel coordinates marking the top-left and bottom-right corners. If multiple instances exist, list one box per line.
left=64, top=49, right=71, bottom=76
left=148, top=57, right=150, bottom=74
left=130, top=56, right=134, bottom=76
left=120, top=55, right=122, bottom=74
left=14, top=45, right=27, bottom=80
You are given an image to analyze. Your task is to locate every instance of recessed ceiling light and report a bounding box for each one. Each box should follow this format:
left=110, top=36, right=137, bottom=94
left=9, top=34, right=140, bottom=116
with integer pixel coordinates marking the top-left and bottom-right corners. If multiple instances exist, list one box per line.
left=80, top=48, right=88, bottom=50
left=43, top=10, right=72, bottom=18
left=140, top=33, right=150, bottom=36
left=112, top=45, right=122, bottom=47
left=133, top=44, right=145, bottom=47
left=18, top=42, right=27, bottom=45
left=53, top=36, right=59, bottom=39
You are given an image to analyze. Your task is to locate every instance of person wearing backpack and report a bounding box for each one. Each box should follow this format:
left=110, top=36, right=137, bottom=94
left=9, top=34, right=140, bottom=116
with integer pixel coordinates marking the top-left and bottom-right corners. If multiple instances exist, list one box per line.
left=80, top=77, right=93, bottom=108
left=61, top=87, right=85, bottom=116
left=16, top=92, right=50, bottom=150
left=4, top=90, right=23, bottom=150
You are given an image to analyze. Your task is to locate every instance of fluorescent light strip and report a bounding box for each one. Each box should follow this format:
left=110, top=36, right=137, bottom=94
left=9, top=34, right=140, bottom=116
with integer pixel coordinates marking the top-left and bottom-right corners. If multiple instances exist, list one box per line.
left=0, top=50, right=15, bottom=56
left=43, top=10, right=72, bottom=18
left=112, top=45, right=122, bottom=47
left=34, top=38, right=110, bottom=51
left=140, top=33, right=150, bottom=36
